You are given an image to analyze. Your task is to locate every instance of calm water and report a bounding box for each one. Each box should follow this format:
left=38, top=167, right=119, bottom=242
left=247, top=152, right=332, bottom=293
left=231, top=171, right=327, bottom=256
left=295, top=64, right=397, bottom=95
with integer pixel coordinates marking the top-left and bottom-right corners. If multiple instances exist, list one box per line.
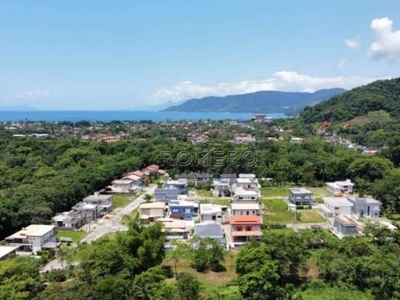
left=0, top=111, right=287, bottom=122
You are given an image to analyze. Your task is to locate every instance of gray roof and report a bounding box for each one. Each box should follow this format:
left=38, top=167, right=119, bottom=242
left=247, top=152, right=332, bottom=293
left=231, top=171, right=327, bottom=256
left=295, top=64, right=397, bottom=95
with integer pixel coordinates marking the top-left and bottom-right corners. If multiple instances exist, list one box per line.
left=194, top=223, right=223, bottom=238
left=155, top=188, right=179, bottom=196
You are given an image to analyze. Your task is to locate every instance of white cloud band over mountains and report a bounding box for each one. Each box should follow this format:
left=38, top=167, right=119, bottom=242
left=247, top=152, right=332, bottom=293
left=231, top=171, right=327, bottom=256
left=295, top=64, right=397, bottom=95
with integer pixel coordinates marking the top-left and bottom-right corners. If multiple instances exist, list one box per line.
left=153, top=71, right=382, bottom=102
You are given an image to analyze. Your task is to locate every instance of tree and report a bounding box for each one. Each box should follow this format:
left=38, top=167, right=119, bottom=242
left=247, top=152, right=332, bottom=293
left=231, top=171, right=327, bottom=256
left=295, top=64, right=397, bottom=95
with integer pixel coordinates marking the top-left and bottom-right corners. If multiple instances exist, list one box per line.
left=143, top=194, right=153, bottom=203
left=176, top=273, right=201, bottom=300
left=167, top=240, right=191, bottom=278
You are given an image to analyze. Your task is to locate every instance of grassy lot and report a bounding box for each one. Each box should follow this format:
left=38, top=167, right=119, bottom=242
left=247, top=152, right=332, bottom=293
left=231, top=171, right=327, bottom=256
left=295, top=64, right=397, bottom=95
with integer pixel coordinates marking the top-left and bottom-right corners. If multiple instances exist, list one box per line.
left=193, top=188, right=213, bottom=197
left=263, top=199, right=294, bottom=224
left=56, top=230, right=88, bottom=243
left=261, top=187, right=288, bottom=198
left=112, top=194, right=133, bottom=209
left=263, top=199, right=326, bottom=224
left=298, top=210, right=326, bottom=223
left=163, top=250, right=239, bottom=299
left=306, top=187, right=330, bottom=198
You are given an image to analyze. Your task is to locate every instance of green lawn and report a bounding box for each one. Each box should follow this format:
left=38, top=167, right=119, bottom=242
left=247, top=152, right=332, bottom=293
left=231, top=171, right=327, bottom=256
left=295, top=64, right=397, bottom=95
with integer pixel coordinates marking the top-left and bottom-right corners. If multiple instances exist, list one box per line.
left=298, top=210, right=326, bottom=223
left=194, top=188, right=213, bottom=197
left=112, top=194, right=133, bottom=209
left=300, top=286, right=373, bottom=300
left=306, top=187, right=330, bottom=198
left=56, top=230, right=88, bottom=243
left=261, top=187, right=288, bottom=198
left=121, top=208, right=139, bottom=225
left=263, top=199, right=294, bottom=224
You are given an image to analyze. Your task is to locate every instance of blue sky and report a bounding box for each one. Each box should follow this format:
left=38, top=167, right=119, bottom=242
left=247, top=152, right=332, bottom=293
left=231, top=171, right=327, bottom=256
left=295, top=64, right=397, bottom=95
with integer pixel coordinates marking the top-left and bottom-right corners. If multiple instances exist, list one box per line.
left=0, top=0, right=400, bottom=110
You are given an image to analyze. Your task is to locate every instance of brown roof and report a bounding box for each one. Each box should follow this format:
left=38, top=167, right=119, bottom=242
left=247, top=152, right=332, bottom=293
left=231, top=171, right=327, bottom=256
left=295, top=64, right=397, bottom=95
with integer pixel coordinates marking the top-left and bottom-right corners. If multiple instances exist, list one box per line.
left=334, top=215, right=357, bottom=226
left=230, top=215, right=262, bottom=225
left=146, top=164, right=159, bottom=171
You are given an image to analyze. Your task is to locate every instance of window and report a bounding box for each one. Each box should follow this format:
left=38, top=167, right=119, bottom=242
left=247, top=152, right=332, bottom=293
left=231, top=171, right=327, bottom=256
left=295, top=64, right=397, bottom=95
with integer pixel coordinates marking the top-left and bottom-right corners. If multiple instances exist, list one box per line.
left=334, top=207, right=339, bottom=210
left=245, top=226, right=252, bottom=231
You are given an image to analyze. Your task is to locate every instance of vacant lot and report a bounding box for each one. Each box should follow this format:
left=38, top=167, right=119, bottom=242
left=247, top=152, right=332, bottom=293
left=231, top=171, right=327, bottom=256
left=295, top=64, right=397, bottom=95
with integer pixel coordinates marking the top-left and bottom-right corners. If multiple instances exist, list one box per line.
left=163, top=250, right=239, bottom=298
left=57, top=230, right=88, bottom=243
left=263, top=199, right=294, bottom=224
left=112, top=194, right=133, bottom=209
left=298, top=210, right=326, bottom=223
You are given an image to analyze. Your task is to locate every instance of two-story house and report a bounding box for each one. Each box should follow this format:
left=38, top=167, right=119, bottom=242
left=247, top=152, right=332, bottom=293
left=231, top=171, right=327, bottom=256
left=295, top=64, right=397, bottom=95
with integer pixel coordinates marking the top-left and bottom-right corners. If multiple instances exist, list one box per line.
left=326, top=179, right=355, bottom=196
left=230, top=215, right=263, bottom=247
left=52, top=210, right=83, bottom=229
left=139, top=202, right=167, bottom=222
left=158, top=218, right=189, bottom=249
left=212, top=179, right=230, bottom=196
left=168, top=200, right=195, bottom=221
left=83, top=192, right=113, bottom=215
left=323, top=197, right=353, bottom=216
left=288, top=188, right=314, bottom=206
left=230, top=202, right=261, bottom=217
left=232, top=189, right=259, bottom=202
left=347, top=196, right=382, bottom=218
left=200, top=203, right=223, bottom=222
left=155, top=188, right=180, bottom=203
left=165, top=178, right=188, bottom=195
left=220, top=173, right=237, bottom=184
left=5, top=225, right=60, bottom=254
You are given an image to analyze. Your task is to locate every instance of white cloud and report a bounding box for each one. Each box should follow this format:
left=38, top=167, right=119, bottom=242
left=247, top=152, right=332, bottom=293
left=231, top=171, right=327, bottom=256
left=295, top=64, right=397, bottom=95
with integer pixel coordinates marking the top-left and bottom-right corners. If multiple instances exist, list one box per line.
left=345, top=37, right=360, bottom=50
left=337, top=58, right=347, bottom=70
left=16, top=89, right=49, bottom=99
left=369, top=17, right=400, bottom=61
left=153, top=71, right=382, bottom=102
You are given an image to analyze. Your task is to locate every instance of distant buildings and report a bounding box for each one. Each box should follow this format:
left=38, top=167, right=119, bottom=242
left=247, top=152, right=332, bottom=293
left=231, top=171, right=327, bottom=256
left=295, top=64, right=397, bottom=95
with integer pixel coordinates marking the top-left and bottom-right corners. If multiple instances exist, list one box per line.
left=288, top=188, right=314, bottom=206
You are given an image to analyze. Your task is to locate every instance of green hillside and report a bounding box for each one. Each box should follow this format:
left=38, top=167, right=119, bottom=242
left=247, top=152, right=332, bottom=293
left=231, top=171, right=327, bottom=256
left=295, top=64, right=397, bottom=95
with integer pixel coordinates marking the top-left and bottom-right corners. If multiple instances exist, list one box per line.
left=300, top=77, right=400, bottom=124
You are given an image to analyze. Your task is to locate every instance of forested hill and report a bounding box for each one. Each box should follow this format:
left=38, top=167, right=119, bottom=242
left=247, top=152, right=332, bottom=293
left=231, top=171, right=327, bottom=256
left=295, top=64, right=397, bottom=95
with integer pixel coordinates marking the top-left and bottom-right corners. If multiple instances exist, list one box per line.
left=162, top=88, right=346, bottom=113
left=300, top=77, right=400, bottom=124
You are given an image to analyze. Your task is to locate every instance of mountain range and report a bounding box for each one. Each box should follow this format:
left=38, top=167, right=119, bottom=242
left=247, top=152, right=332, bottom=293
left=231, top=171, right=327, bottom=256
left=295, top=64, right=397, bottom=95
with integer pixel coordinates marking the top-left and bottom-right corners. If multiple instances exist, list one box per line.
left=161, top=88, right=346, bottom=113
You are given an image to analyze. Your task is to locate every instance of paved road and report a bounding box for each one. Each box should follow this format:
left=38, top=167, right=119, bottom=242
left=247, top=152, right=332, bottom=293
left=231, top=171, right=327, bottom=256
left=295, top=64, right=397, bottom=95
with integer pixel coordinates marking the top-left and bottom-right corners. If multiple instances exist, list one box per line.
left=81, top=185, right=157, bottom=243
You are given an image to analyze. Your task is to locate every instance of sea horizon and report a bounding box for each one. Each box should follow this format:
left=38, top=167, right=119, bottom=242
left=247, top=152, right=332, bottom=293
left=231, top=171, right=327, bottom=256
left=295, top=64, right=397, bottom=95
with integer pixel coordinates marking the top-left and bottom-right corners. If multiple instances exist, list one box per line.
left=0, top=110, right=288, bottom=122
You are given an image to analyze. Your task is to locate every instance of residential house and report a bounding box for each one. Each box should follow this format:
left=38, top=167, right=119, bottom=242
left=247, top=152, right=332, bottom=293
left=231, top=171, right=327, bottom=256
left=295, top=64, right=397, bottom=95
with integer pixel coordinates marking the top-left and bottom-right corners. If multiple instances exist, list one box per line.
left=82, top=192, right=113, bottom=215
left=72, top=202, right=100, bottom=223
left=231, top=175, right=260, bottom=195
left=220, top=173, right=237, bottom=184
left=52, top=210, right=83, bottom=229
left=158, top=218, right=189, bottom=249
left=347, top=196, right=382, bottom=218
left=333, top=215, right=358, bottom=238
left=5, top=225, right=59, bottom=254
left=144, top=164, right=160, bottom=174
left=230, top=202, right=261, bottom=217
left=322, top=197, right=353, bottom=217
left=230, top=215, right=263, bottom=247
left=0, top=246, right=18, bottom=260
left=251, top=113, right=267, bottom=123
left=155, top=188, right=180, bottom=203
left=232, top=188, right=259, bottom=202
left=288, top=188, right=314, bottom=206
left=212, top=179, right=230, bottom=197
left=195, top=173, right=213, bottom=183
left=168, top=200, right=195, bottom=221
left=200, top=203, right=223, bottom=222
left=139, top=202, right=167, bottom=221
left=176, top=172, right=212, bottom=186
left=193, top=223, right=226, bottom=249
left=165, top=178, right=188, bottom=195
left=110, top=179, right=134, bottom=194
left=326, top=179, right=355, bottom=195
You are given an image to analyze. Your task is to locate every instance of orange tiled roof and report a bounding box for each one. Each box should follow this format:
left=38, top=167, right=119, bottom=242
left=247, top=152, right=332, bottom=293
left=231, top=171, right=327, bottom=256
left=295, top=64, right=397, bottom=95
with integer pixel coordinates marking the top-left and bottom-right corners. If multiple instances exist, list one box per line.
left=230, top=215, right=262, bottom=225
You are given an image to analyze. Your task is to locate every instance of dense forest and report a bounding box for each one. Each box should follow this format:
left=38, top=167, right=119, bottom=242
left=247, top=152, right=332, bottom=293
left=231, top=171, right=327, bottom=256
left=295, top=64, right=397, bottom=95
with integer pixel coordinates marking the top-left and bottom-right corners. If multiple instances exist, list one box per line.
left=301, top=77, right=400, bottom=123
left=1, top=129, right=400, bottom=239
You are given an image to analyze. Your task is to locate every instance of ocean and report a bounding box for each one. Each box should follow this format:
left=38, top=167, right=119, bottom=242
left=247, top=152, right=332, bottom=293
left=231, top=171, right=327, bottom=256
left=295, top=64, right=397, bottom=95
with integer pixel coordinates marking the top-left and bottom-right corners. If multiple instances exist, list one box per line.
left=0, top=111, right=288, bottom=122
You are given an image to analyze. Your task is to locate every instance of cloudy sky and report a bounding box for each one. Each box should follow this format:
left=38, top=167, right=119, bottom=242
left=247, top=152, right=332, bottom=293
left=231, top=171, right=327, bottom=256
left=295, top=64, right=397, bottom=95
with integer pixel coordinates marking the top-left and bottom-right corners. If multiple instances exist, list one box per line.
left=0, top=1, right=400, bottom=110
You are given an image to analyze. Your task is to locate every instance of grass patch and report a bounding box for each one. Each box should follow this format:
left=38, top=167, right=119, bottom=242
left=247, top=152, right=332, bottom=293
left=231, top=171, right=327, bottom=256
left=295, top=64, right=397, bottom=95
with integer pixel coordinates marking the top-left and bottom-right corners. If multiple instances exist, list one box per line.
left=56, top=230, right=88, bottom=243
left=306, top=187, right=330, bottom=198
left=194, top=188, right=213, bottom=197
left=298, top=210, right=326, bottom=223
left=163, top=250, right=238, bottom=298
left=199, top=199, right=230, bottom=206
left=262, top=199, right=294, bottom=224
left=261, top=187, right=288, bottom=198
left=300, top=285, right=373, bottom=300
left=112, top=194, right=133, bottom=209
